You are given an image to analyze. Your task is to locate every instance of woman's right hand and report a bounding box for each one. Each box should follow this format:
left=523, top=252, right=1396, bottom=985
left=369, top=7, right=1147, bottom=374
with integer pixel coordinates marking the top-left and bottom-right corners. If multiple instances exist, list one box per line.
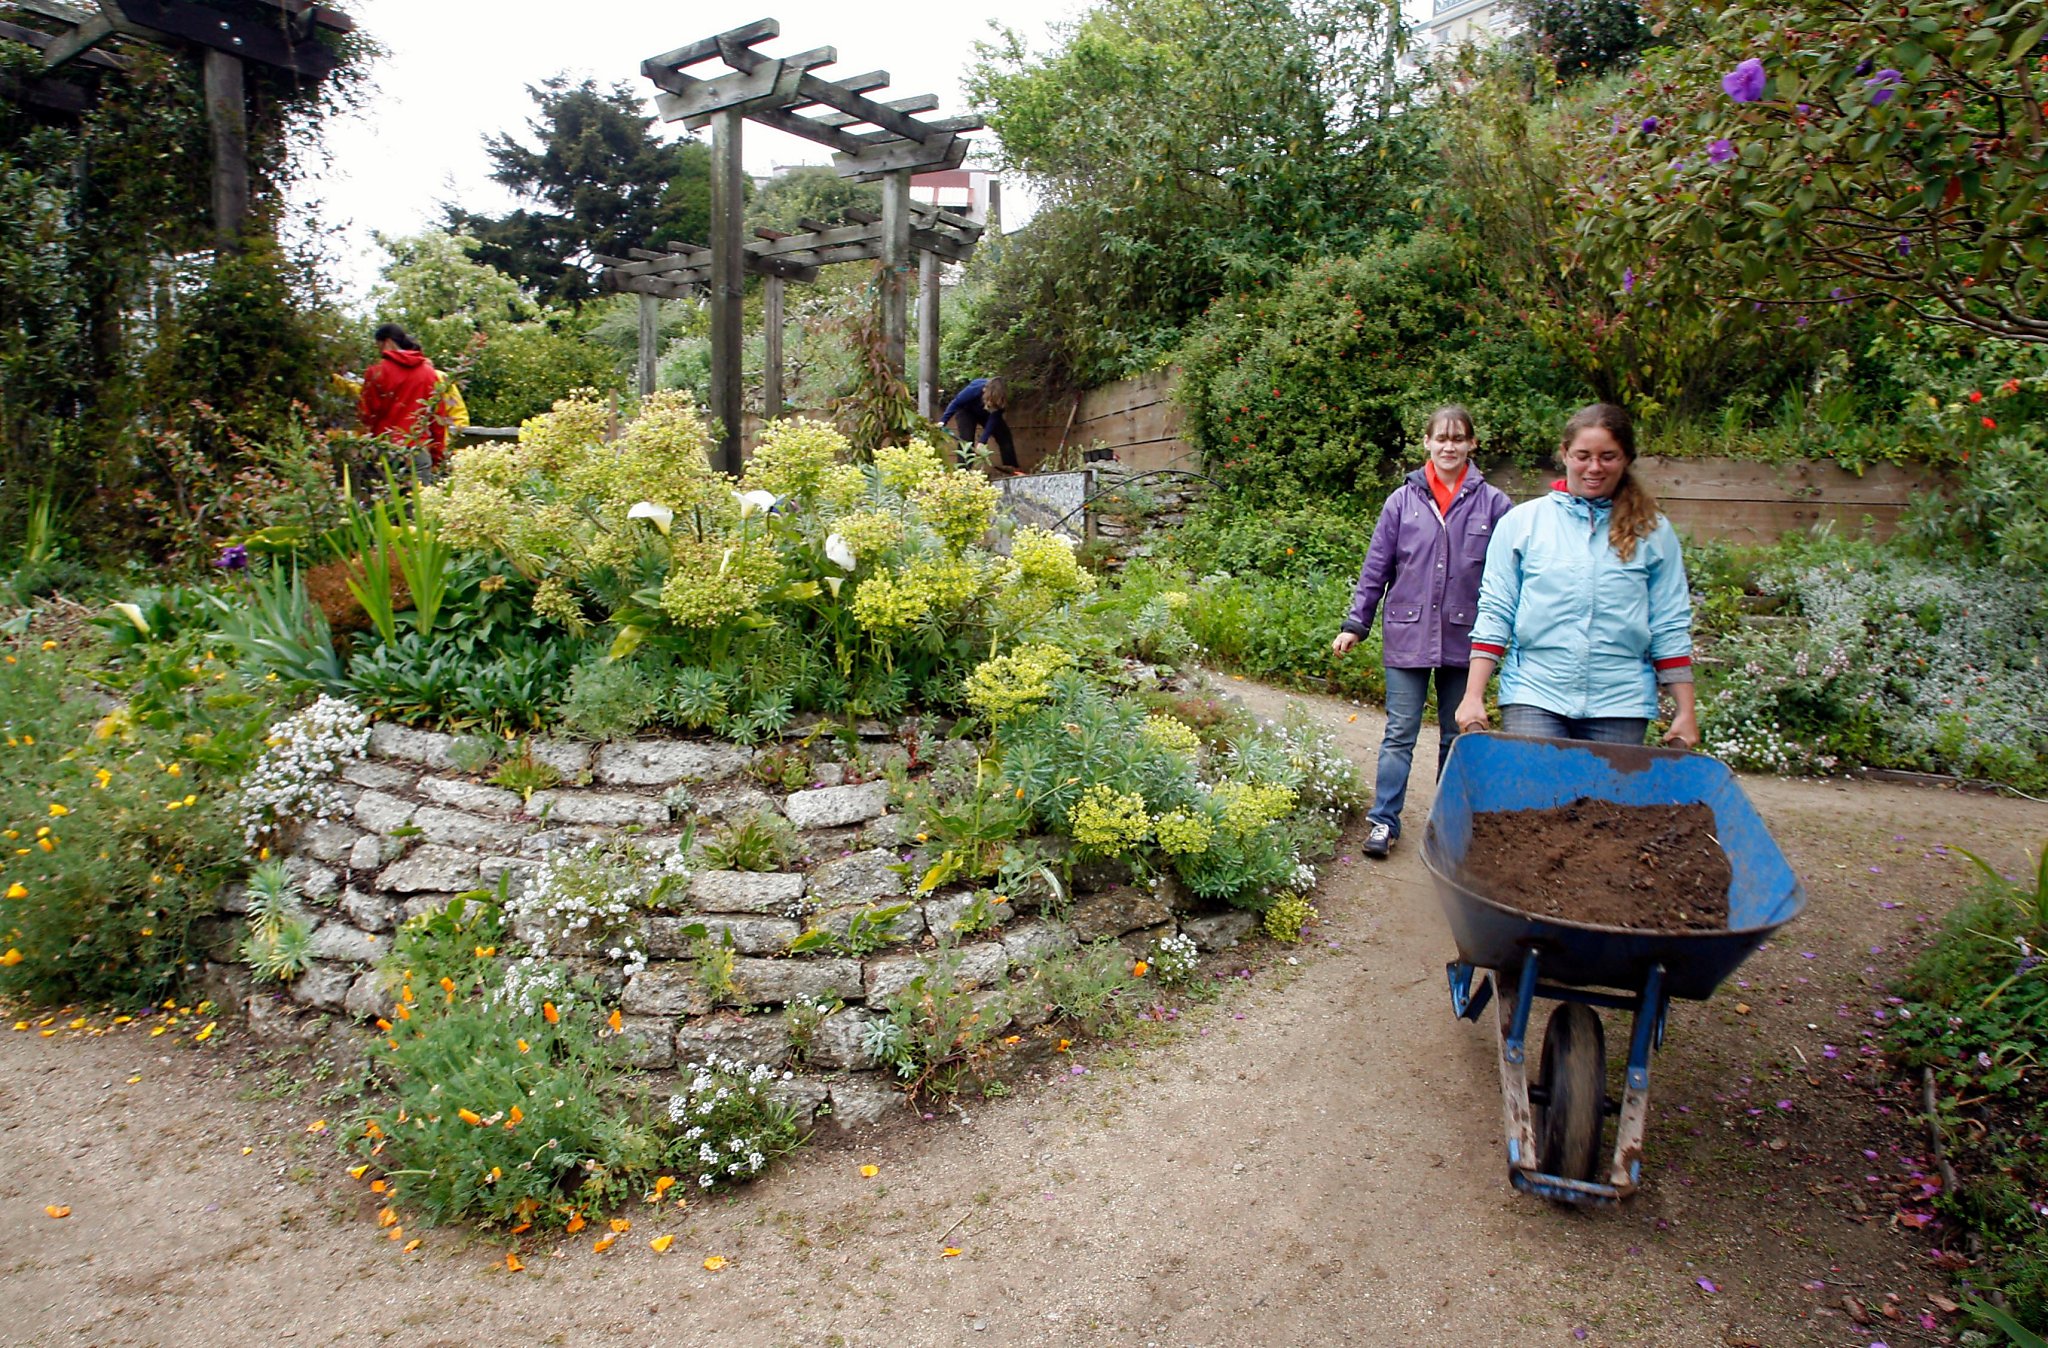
left=1453, top=694, right=1491, bottom=735
left=1330, top=631, right=1360, bottom=657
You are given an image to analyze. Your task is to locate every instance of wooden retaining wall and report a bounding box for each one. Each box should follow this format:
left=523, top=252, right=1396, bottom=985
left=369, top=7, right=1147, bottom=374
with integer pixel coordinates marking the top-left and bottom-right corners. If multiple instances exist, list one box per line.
left=1003, top=368, right=1934, bottom=545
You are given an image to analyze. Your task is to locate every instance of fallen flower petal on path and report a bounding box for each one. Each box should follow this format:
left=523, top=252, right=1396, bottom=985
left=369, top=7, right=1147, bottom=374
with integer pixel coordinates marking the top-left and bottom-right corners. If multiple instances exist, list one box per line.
left=702, top=1254, right=727, bottom=1270
left=44, top=1205, right=70, bottom=1219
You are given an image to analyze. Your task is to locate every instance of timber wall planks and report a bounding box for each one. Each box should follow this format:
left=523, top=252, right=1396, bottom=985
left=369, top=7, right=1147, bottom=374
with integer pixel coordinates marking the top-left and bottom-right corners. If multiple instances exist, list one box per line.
left=1001, top=368, right=1934, bottom=545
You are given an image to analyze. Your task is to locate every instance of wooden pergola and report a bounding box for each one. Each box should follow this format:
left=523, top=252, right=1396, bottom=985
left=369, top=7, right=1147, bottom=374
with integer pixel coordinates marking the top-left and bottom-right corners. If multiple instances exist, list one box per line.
left=639, top=18, right=982, bottom=473
left=595, top=200, right=981, bottom=432
left=19, top=0, right=354, bottom=250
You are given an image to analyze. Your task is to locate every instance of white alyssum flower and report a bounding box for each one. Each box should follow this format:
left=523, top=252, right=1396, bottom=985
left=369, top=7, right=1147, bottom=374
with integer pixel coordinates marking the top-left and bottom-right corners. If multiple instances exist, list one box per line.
left=239, top=695, right=370, bottom=849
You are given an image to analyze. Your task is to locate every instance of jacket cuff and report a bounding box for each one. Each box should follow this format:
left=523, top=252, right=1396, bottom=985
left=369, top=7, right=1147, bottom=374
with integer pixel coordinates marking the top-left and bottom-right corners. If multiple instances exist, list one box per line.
left=1340, top=619, right=1371, bottom=639
left=1470, top=641, right=1506, bottom=659
left=1654, top=654, right=1693, bottom=685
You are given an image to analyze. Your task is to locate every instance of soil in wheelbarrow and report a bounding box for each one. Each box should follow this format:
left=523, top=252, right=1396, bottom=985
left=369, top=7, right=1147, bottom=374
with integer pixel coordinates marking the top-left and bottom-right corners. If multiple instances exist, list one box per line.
left=1460, top=798, right=1733, bottom=930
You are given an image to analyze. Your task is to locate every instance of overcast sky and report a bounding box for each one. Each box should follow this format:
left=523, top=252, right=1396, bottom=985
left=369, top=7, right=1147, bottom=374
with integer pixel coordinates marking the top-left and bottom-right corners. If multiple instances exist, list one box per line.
left=302, top=0, right=1090, bottom=305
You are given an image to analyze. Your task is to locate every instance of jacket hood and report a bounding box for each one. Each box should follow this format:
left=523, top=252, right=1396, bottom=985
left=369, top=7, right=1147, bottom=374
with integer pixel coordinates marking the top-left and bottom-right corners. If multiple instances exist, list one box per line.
left=381, top=348, right=429, bottom=369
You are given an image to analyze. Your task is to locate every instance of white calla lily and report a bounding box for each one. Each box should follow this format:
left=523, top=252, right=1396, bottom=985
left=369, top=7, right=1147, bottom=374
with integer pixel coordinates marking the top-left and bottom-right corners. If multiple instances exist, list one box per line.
left=109, top=601, right=150, bottom=636
left=718, top=546, right=736, bottom=577
left=627, top=501, right=674, bottom=535
left=733, top=489, right=777, bottom=519
left=822, top=575, right=844, bottom=598
left=824, top=533, right=855, bottom=571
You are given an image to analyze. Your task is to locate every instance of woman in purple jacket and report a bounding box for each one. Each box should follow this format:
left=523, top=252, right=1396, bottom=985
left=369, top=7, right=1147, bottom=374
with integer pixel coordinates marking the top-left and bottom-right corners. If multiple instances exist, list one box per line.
left=1331, top=406, right=1513, bottom=859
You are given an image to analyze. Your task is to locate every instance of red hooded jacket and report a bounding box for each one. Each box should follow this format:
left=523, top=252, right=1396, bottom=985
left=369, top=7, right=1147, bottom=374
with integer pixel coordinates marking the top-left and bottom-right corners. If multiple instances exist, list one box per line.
left=359, top=348, right=447, bottom=459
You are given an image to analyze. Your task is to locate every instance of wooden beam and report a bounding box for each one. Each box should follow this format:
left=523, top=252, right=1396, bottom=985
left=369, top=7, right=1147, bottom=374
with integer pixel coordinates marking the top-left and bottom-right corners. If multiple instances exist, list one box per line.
left=1, top=16, right=126, bottom=67
left=708, top=108, right=745, bottom=475
left=789, top=71, right=936, bottom=143
left=642, top=17, right=778, bottom=79
left=809, top=93, right=937, bottom=127
left=879, top=168, right=911, bottom=378
left=836, top=133, right=968, bottom=180
left=36, top=11, right=113, bottom=69
left=203, top=47, right=248, bottom=252
left=112, top=0, right=340, bottom=76
left=636, top=293, right=659, bottom=398
left=652, top=56, right=809, bottom=123
left=762, top=274, right=784, bottom=421
left=917, top=249, right=939, bottom=419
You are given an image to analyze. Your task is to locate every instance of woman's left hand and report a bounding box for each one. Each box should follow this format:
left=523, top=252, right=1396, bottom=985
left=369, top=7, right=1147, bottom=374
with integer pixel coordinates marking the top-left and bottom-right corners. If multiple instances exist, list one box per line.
left=1663, top=708, right=1701, bottom=749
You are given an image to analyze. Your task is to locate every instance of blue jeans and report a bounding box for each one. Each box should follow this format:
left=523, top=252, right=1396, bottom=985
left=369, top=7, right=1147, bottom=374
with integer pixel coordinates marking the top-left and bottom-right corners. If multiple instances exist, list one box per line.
left=1369, top=665, right=1471, bottom=835
left=1501, top=703, right=1648, bottom=745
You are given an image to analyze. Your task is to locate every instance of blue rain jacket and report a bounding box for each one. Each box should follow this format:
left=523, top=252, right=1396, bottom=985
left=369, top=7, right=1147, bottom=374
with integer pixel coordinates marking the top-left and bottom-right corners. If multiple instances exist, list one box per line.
left=1469, top=490, right=1694, bottom=719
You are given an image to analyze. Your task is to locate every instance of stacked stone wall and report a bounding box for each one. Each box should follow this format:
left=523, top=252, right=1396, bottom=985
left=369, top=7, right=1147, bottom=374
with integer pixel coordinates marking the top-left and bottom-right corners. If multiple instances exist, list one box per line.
left=212, top=722, right=1259, bottom=1132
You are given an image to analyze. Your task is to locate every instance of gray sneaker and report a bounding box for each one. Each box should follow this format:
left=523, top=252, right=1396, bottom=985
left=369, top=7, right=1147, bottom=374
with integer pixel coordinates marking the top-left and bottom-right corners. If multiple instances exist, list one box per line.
left=1363, top=821, right=1394, bottom=858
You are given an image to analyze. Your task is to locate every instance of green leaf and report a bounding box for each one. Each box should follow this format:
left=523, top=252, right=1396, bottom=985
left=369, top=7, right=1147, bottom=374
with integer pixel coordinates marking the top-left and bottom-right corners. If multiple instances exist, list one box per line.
left=606, top=624, right=649, bottom=662
left=1741, top=199, right=1784, bottom=218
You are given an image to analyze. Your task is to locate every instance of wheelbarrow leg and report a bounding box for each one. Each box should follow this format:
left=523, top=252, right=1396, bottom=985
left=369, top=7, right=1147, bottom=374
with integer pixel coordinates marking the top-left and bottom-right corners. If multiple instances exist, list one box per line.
left=1494, top=954, right=1541, bottom=1179
left=1604, top=963, right=1666, bottom=1196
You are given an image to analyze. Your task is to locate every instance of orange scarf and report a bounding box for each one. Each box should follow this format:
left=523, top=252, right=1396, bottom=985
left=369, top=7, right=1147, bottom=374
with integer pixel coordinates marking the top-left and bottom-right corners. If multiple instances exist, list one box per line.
left=1425, top=460, right=1467, bottom=516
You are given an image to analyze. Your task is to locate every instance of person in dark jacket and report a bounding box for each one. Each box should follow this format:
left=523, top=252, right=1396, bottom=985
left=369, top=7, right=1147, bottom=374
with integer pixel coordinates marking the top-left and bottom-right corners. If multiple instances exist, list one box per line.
left=939, top=376, right=1016, bottom=469
left=358, top=323, right=448, bottom=472
left=1332, top=405, right=1514, bottom=858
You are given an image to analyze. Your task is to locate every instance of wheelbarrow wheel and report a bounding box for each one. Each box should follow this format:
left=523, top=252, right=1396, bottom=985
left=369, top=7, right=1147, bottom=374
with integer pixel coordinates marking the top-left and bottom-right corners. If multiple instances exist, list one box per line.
left=1535, top=1003, right=1606, bottom=1183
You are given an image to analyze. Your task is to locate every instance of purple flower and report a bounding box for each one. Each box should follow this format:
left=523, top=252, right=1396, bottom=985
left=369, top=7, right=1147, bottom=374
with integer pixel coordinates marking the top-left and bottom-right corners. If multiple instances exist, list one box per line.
left=1796, top=103, right=1811, bottom=115
left=1721, top=58, right=1766, bottom=103
left=1896, top=234, right=1912, bottom=256
left=1708, top=138, right=1736, bottom=164
left=213, top=544, right=249, bottom=572
left=1671, top=157, right=1686, bottom=173
left=1640, top=115, right=1660, bottom=134
left=1796, top=315, right=1810, bottom=328
left=1622, top=267, right=1636, bottom=294
left=1865, top=69, right=1902, bottom=105
left=1855, top=58, right=1873, bottom=76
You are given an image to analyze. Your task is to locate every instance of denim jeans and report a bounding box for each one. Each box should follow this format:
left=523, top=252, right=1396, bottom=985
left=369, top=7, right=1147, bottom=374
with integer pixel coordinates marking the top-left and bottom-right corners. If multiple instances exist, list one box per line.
left=1369, top=664, right=1470, bottom=835
left=1500, top=703, right=1648, bottom=745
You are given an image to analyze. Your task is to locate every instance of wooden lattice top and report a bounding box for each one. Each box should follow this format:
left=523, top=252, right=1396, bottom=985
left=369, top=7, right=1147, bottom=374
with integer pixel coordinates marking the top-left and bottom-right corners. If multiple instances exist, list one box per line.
left=640, top=18, right=981, bottom=180
left=596, top=201, right=982, bottom=299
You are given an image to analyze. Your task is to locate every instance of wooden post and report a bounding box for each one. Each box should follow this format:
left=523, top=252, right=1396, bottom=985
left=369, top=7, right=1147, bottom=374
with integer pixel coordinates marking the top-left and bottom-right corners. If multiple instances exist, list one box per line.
left=916, top=249, right=939, bottom=418
left=762, top=274, right=785, bottom=420
left=985, top=178, right=1001, bottom=235
left=708, top=109, right=746, bottom=474
left=636, top=293, right=659, bottom=398
left=202, top=48, right=248, bottom=252
left=878, top=168, right=912, bottom=378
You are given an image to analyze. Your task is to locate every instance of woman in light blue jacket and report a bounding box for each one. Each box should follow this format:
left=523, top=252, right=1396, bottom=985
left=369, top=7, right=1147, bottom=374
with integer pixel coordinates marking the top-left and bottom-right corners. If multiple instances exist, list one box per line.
left=1452, top=403, right=1699, bottom=747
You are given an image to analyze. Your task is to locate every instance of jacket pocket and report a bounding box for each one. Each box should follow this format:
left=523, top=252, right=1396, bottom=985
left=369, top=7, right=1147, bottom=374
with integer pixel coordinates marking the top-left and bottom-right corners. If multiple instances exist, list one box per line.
left=1386, top=604, right=1423, bottom=624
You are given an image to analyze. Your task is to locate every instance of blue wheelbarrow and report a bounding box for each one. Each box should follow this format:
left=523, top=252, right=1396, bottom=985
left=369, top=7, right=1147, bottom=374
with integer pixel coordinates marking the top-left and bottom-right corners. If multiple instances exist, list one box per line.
left=1423, top=733, right=1804, bottom=1206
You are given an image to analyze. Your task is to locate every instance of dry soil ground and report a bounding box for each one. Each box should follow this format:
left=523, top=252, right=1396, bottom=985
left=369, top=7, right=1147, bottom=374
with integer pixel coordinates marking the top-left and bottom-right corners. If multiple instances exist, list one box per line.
left=2, top=679, right=2042, bottom=1348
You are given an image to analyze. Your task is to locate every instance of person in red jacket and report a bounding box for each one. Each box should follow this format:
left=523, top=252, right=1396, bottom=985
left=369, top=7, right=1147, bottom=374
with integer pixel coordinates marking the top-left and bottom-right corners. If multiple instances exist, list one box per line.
left=358, top=323, right=447, bottom=471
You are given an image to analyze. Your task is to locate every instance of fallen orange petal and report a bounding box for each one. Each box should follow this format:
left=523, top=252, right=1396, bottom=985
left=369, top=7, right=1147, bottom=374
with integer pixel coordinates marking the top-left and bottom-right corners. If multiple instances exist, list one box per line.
left=592, top=1235, right=616, bottom=1253
left=348, top=1164, right=369, bottom=1179
left=609, top=1218, right=631, bottom=1233
left=305, top=1119, right=327, bottom=1133
left=44, top=1205, right=70, bottom=1219
left=859, top=1164, right=879, bottom=1178
left=650, top=1235, right=674, bottom=1253
left=505, top=1253, right=523, bottom=1272
left=402, top=1238, right=422, bottom=1252
left=608, top=1008, right=623, bottom=1032
left=565, top=1215, right=586, bottom=1234
left=376, top=1207, right=398, bottom=1228
left=509, top=1222, right=531, bottom=1235
left=370, top=1181, right=387, bottom=1194
left=702, top=1254, right=727, bottom=1271
left=941, top=1247, right=962, bottom=1258
left=386, top=1225, right=404, bottom=1241
left=457, top=1108, right=483, bottom=1126
left=653, top=1176, right=675, bottom=1197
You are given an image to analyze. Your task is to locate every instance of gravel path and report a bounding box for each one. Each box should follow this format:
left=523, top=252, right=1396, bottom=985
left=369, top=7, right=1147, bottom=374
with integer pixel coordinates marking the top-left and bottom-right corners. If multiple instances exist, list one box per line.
left=3, top=677, right=2041, bottom=1347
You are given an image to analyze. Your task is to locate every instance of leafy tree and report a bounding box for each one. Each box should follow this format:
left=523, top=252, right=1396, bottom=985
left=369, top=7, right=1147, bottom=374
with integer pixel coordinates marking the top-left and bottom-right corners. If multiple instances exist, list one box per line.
left=959, top=0, right=1421, bottom=391
left=1429, top=49, right=1837, bottom=416
left=0, top=27, right=368, bottom=554
left=1562, top=0, right=2048, bottom=346
left=745, top=165, right=881, bottom=234
left=368, top=231, right=623, bottom=426
left=446, top=76, right=716, bottom=306
left=1508, top=0, right=1652, bottom=78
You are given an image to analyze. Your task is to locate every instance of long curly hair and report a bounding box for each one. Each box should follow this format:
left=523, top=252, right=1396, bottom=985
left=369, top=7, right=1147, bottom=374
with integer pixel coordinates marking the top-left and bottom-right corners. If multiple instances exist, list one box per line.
left=1560, top=402, right=1660, bottom=562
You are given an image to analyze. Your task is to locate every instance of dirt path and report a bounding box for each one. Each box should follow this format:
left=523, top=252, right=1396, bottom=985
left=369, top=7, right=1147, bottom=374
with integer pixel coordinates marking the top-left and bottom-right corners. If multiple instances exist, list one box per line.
left=3, top=679, right=2042, bottom=1348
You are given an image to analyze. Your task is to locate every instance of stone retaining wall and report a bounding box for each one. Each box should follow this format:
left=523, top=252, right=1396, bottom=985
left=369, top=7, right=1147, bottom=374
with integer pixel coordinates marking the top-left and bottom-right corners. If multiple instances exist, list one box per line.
left=210, top=722, right=1259, bottom=1132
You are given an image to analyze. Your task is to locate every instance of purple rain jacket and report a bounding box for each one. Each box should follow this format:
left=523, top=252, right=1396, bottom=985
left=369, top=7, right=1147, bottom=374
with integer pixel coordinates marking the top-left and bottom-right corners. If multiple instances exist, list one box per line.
left=1339, top=466, right=1514, bottom=669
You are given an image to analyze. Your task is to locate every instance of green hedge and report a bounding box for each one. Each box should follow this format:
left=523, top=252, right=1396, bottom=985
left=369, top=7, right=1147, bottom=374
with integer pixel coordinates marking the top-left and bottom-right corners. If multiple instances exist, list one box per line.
left=1175, top=230, right=1584, bottom=506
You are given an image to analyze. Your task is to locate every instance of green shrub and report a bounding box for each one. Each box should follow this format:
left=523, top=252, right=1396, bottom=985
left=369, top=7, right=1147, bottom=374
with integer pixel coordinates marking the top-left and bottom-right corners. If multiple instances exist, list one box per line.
left=1175, top=231, right=1580, bottom=507
left=0, top=645, right=273, bottom=1003
left=693, top=810, right=800, bottom=873
left=556, top=658, right=659, bottom=740
left=1888, top=847, right=2048, bottom=1329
